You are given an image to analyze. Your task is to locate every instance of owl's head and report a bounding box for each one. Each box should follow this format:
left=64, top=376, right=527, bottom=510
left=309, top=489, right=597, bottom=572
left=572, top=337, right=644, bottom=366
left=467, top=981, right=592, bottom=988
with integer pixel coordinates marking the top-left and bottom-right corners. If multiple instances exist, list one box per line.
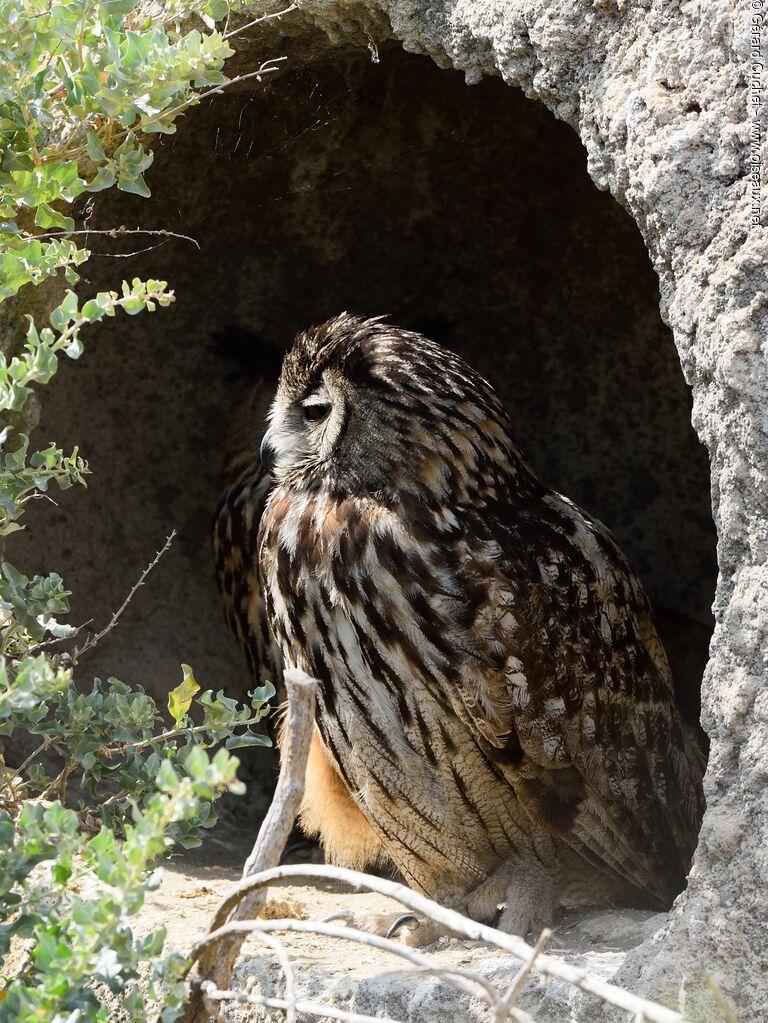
left=260, top=313, right=527, bottom=505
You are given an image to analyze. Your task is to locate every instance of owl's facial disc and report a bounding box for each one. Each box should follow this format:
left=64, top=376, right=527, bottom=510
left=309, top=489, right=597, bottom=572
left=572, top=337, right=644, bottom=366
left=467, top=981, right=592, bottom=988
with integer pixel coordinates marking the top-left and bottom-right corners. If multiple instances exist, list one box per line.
left=265, top=314, right=525, bottom=499
left=261, top=378, right=347, bottom=481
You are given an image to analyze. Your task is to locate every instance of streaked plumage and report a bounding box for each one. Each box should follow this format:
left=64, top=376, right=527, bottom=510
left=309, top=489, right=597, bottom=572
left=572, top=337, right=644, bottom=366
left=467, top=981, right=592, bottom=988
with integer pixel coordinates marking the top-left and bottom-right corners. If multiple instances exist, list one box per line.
left=213, top=382, right=283, bottom=703
left=220, top=313, right=705, bottom=933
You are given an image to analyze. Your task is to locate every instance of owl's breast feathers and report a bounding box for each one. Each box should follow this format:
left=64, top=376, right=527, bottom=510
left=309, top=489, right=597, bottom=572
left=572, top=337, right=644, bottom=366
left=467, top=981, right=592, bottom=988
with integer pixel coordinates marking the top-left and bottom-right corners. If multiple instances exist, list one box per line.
left=258, top=479, right=704, bottom=908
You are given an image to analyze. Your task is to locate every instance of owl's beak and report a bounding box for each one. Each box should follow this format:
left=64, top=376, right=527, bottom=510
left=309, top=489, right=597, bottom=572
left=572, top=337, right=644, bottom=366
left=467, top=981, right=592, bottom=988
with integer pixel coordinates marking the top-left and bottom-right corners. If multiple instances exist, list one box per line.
left=259, top=429, right=277, bottom=473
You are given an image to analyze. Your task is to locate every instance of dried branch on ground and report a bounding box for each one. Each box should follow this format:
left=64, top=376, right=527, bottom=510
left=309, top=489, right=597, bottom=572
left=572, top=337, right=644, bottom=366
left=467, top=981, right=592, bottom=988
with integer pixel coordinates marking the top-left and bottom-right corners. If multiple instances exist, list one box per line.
left=179, top=667, right=316, bottom=1023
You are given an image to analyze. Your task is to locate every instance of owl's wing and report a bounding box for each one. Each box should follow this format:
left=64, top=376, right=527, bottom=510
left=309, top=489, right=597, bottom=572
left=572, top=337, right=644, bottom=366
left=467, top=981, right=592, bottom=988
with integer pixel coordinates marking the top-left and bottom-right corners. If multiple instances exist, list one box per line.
left=213, top=463, right=284, bottom=699
left=452, top=496, right=704, bottom=906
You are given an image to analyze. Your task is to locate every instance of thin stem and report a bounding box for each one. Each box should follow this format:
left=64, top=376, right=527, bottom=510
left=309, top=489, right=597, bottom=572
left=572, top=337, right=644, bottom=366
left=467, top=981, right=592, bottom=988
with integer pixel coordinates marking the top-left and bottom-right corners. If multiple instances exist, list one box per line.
left=501, top=927, right=551, bottom=1010
left=0, top=755, right=21, bottom=810
left=25, top=619, right=91, bottom=657
left=13, top=736, right=54, bottom=777
left=192, top=919, right=497, bottom=1007
left=179, top=670, right=317, bottom=1023
left=98, top=710, right=266, bottom=759
left=200, top=984, right=401, bottom=1023
left=157, top=61, right=286, bottom=125
left=238, top=931, right=297, bottom=1023
left=72, top=531, right=176, bottom=664
left=222, top=4, right=298, bottom=41
left=97, top=786, right=131, bottom=810
left=29, top=227, right=200, bottom=250
left=20, top=105, right=42, bottom=167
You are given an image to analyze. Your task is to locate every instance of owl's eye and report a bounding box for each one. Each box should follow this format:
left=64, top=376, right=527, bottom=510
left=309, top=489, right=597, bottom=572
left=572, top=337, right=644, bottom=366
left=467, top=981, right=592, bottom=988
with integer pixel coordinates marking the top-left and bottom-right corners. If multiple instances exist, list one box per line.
left=302, top=397, right=332, bottom=423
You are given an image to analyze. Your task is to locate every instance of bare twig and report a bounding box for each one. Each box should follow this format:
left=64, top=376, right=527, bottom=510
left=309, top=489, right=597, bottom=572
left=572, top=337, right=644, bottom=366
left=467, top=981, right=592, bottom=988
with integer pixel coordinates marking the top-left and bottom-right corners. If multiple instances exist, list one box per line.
left=27, top=227, right=200, bottom=249
left=196, top=863, right=683, bottom=1023
left=10, top=736, right=55, bottom=778
left=179, top=668, right=317, bottom=1023
left=158, top=60, right=287, bottom=126
left=222, top=4, right=298, bottom=41
left=377, top=964, right=507, bottom=1011
left=501, top=927, right=551, bottom=1011
left=97, top=786, right=132, bottom=810
left=200, top=983, right=402, bottom=1023
left=25, top=618, right=91, bottom=656
left=72, top=531, right=176, bottom=664
left=240, top=670, right=316, bottom=882
left=214, top=930, right=297, bottom=1023
left=89, top=242, right=175, bottom=259
left=259, top=931, right=297, bottom=1023
left=191, top=918, right=502, bottom=1008
left=34, top=759, right=76, bottom=803
left=17, top=490, right=60, bottom=508
left=0, top=754, right=21, bottom=811
left=507, top=1007, right=536, bottom=1023
left=421, top=970, right=535, bottom=1023
left=97, top=710, right=265, bottom=760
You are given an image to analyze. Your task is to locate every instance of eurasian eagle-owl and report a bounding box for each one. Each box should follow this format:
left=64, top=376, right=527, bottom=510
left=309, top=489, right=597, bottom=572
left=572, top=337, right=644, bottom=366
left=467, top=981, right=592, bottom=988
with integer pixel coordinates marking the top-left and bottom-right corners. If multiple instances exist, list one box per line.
left=214, top=313, right=704, bottom=934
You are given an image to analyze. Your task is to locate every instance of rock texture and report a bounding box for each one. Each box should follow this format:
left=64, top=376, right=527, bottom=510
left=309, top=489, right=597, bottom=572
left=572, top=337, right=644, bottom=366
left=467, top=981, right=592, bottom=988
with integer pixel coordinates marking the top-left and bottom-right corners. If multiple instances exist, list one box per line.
left=231, top=909, right=665, bottom=1023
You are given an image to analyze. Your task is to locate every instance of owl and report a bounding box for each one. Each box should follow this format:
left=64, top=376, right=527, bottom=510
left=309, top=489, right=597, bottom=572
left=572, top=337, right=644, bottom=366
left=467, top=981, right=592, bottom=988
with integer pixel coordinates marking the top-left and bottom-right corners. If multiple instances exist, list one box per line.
left=219, top=313, right=705, bottom=935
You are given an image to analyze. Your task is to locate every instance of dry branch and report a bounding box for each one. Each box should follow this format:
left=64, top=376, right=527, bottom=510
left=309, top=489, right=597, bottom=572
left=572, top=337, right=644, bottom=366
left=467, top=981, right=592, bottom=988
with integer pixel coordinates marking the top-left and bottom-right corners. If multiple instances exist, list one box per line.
left=199, top=982, right=402, bottom=1023
left=195, top=862, right=683, bottom=1023
left=179, top=667, right=316, bottom=1023
left=192, top=917, right=503, bottom=1007
left=222, top=3, right=298, bottom=41
left=501, top=927, right=551, bottom=1011
left=72, top=531, right=176, bottom=664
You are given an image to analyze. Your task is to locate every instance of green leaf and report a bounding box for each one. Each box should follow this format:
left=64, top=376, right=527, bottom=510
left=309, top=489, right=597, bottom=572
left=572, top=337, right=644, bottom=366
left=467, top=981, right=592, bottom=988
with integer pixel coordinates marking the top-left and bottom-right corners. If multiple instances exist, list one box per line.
left=117, top=171, right=151, bottom=198
left=225, top=732, right=272, bottom=749
left=250, top=681, right=276, bottom=707
left=49, top=290, right=79, bottom=331
left=34, top=203, right=74, bottom=233
left=167, top=664, right=200, bottom=727
left=80, top=298, right=105, bottom=323
left=86, top=165, right=117, bottom=192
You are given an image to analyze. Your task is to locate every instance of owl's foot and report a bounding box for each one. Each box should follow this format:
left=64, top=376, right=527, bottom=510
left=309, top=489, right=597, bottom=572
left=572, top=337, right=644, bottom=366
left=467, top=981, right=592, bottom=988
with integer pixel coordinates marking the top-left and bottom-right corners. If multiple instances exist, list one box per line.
left=323, top=909, right=447, bottom=947
left=498, top=862, right=557, bottom=937
left=322, top=859, right=557, bottom=947
left=465, top=858, right=558, bottom=938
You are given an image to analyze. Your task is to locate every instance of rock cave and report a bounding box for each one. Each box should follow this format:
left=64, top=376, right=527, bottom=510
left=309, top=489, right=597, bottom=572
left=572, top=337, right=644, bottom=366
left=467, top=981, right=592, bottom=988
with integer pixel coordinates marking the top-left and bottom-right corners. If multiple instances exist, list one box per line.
left=11, top=2, right=764, bottom=1020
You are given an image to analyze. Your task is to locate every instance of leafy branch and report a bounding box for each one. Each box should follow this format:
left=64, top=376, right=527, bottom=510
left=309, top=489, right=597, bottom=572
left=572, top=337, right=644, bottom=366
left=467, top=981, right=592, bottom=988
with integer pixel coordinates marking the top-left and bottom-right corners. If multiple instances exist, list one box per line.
left=0, top=3, right=291, bottom=1019
left=0, top=549, right=274, bottom=831
left=0, top=747, right=245, bottom=1023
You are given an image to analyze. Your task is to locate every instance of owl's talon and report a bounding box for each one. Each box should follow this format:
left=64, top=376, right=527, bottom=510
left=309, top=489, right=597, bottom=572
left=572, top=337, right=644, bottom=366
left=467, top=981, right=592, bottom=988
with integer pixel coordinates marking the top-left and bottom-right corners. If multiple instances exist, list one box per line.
left=385, top=913, right=419, bottom=939
left=322, top=910, right=355, bottom=924
left=319, top=910, right=431, bottom=944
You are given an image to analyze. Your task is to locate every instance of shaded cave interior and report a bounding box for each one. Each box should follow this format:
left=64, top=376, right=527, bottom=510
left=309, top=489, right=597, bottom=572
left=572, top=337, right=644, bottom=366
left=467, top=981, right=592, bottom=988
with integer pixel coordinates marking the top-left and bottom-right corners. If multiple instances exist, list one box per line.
left=13, top=46, right=716, bottom=846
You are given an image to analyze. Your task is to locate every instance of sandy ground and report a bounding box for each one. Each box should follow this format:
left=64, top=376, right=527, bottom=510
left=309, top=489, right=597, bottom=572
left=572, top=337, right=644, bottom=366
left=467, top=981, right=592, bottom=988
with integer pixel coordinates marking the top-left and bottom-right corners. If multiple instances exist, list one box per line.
left=2, top=816, right=663, bottom=1023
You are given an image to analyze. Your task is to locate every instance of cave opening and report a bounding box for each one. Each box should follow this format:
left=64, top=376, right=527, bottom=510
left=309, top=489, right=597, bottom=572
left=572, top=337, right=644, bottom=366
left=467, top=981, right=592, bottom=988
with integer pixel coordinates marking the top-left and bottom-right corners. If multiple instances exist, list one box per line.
left=13, top=46, right=716, bottom=833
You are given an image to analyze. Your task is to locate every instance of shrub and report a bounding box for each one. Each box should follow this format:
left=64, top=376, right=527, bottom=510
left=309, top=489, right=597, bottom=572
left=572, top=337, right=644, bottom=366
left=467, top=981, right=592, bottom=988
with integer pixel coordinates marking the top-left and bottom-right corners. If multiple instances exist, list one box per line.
left=0, top=2, right=276, bottom=1019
